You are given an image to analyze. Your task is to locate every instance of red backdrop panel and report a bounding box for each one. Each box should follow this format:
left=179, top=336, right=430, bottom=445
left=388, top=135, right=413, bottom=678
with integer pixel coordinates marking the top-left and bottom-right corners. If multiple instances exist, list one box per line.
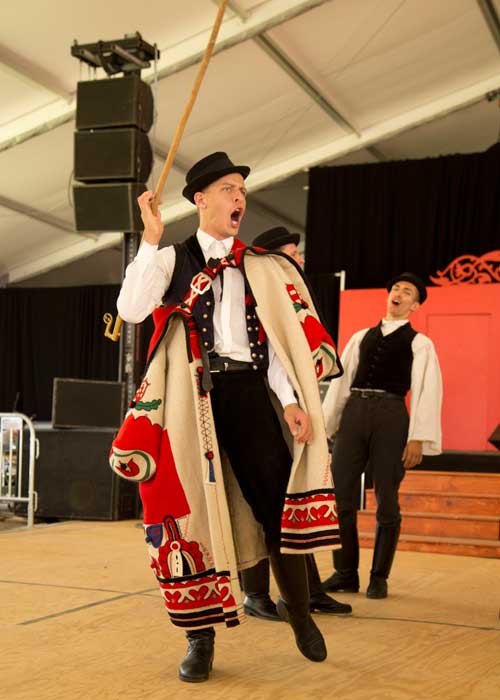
left=338, top=285, right=500, bottom=451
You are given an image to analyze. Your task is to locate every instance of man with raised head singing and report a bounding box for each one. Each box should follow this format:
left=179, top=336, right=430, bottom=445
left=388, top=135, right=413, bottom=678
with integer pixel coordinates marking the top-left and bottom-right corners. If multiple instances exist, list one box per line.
left=322, top=273, right=442, bottom=599
left=113, top=152, right=343, bottom=682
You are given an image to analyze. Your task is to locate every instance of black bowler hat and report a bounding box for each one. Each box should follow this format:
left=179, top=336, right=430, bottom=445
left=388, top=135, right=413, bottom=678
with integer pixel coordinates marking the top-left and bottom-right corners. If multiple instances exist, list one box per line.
left=182, top=151, right=250, bottom=203
left=252, top=226, right=300, bottom=250
left=386, top=272, right=427, bottom=303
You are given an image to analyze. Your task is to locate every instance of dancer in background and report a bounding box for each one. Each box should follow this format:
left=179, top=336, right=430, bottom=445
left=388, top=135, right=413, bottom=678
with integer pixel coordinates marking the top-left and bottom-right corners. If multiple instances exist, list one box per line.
left=322, top=273, right=442, bottom=599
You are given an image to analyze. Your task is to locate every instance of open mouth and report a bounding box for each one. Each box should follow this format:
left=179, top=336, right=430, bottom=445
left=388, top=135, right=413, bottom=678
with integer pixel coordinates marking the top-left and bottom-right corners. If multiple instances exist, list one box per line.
left=230, top=208, right=242, bottom=226
left=391, top=299, right=401, bottom=306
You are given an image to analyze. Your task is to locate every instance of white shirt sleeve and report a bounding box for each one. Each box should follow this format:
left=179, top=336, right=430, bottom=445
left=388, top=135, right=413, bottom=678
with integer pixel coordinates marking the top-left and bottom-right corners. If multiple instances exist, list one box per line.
left=267, top=340, right=297, bottom=408
left=322, top=329, right=367, bottom=437
left=117, top=241, right=176, bottom=323
left=408, top=334, right=443, bottom=455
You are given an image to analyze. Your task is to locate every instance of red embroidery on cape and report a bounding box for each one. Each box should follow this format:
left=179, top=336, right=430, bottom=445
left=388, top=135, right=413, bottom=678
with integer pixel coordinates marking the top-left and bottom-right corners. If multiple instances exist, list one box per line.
left=149, top=516, right=205, bottom=579
left=134, top=378, right=150, bottom=402
left=145, top=515, right=242, bottom=629
left=139, top=428, right=191, bottom=522
left=285, top=283, right=338, bottom=379
left=282, top=492, right=338, bottom=530
left=161, top=573, right=236, bottom=610
left=159, top=572, right=241, bottom=629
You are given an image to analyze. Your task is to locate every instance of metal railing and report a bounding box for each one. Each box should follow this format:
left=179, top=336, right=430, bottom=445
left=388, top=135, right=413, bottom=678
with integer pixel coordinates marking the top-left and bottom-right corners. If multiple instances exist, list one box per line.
left=0, top=413, right=38, bottom=528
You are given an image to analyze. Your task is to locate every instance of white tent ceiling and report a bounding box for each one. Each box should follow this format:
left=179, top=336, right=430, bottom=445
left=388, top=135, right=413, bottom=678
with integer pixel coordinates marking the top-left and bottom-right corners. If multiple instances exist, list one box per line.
left=2, top=0, right=500, bottom=287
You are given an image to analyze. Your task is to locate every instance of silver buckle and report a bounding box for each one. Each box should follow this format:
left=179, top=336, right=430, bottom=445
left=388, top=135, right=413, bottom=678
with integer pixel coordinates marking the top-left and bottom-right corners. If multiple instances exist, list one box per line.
left=209, top=360, right=229, bottom=374
left=352, top=388, right=384, bottom=399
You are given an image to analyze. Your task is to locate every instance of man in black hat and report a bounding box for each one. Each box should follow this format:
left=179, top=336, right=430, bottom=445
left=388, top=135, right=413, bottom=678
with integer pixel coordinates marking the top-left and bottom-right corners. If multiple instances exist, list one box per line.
left=117, top=152, right=340, bottom=682
left=321, top=273, right=442, bottom=599
left=253, top=226, right=304, bottom=268
left=239, top=226, right=352, bottom=621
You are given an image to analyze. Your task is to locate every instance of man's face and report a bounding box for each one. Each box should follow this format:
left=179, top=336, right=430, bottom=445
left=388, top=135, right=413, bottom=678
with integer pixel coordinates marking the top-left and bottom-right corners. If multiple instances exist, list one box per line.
left=279, top=242, right=304, bottom=269
left=194, top=173, right=247, bottom=239
left=386, top=281, right=420, bottom=320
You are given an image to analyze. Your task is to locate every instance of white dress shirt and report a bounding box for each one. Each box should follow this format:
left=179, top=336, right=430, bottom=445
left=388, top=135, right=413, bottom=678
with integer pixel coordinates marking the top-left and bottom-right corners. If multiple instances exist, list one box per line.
left=322, top=318, right=442, bottom=455
left=117, top=229, right=297, bottom=408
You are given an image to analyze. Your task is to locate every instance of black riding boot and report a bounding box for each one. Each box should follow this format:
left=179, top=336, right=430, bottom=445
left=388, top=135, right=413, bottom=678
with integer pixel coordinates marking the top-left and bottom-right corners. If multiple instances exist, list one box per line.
left=307, top=555, right=352, bottom=615
left=366, top=524, right=400, bottom=599
left=240, top=557, right=281, bottom=621
left=178, top=628, right=215, bottom=683
left=269, top=547, right=327, bottom=662
left=322, top=512, right=360, bottom=593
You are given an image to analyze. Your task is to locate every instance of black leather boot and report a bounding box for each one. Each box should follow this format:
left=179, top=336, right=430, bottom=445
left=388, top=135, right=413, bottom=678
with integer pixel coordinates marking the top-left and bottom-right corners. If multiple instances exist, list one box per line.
left=366, top=524, right=400, bottom=599
left=269, top=547, right=327, bottom=662
left=322, top=511, right=360, bottom=593
left=240, top=558, right=281, bottom=621
left=178, top=628, right=215, bottom=683
left=306, top=555, right=352, bottom=615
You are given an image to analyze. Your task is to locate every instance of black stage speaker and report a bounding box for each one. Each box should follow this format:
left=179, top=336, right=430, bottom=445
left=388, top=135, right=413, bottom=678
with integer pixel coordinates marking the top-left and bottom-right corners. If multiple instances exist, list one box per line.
left=25, top=427, right=138, bottom=520
left=73, top=182, right=146, bottom=232
left=489, top=423, right=500, bottom=450
left=52, top=378, right=126, bottom=429
left=74, top=128, right=153, bottom=182
left=76, top=75, right=154, bottom=132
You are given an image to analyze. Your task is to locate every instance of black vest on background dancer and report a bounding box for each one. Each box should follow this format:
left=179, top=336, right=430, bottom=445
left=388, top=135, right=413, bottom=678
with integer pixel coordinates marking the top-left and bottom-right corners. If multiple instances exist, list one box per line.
left=352, top=322, right=417, bottom=396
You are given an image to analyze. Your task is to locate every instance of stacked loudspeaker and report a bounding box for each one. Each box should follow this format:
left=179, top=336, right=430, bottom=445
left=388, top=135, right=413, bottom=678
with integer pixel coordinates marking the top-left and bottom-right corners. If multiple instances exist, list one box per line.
left=73, top=74, right=154, bottom=232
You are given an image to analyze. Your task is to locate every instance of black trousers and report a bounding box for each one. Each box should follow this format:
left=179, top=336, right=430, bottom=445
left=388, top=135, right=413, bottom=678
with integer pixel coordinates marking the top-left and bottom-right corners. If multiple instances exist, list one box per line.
left=332, top=394, right=408, bottom=528
left=210, top=370, right=292, bottom=545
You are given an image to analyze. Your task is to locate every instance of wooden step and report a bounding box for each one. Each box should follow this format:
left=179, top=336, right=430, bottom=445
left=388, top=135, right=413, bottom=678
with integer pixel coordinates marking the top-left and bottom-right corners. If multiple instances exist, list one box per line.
left=400, top=470, right=500, bottom=495
left=358, top=509, right=500, bottom=540
left=359, top=469, right=500, bottom=558
left=364, top=490, right=500, bottom=516
left=359, top=531, right=500, bottom=558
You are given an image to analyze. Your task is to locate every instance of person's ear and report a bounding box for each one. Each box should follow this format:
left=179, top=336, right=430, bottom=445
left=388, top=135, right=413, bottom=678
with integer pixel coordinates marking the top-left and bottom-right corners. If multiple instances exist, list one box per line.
left=194, top=192, right=206, bottom=209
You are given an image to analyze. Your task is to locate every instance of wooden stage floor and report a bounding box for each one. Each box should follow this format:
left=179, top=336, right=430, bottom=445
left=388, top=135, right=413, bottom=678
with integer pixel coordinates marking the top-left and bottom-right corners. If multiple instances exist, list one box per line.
left=1, top=519, right=499, bottom=700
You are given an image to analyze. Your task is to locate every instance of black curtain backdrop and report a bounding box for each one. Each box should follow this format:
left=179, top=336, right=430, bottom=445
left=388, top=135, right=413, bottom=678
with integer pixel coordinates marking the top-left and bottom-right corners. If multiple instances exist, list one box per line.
left=307, top=273, right=341, bottom=344
left=305, top=143, right=500, bottom=294
left=0, top=285, right=123, bottom=421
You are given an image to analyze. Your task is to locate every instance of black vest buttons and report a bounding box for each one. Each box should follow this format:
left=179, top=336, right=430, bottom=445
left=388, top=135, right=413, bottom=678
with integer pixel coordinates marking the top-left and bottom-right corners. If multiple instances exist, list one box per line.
left=250, top=342, right=255, bottom=347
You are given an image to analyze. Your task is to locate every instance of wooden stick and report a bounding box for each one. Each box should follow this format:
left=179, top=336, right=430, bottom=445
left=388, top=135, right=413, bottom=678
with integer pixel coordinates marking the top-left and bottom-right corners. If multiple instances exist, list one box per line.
left=105, top=0, right=229, bottom=341
left=151, top=0, right=229, bottom=214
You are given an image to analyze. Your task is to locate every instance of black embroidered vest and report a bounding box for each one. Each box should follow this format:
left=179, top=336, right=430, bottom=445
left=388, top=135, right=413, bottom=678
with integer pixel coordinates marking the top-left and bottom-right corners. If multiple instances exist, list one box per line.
left=162, top=235, right=269, bottom=369
left=351, top=321, right=417, bottom=396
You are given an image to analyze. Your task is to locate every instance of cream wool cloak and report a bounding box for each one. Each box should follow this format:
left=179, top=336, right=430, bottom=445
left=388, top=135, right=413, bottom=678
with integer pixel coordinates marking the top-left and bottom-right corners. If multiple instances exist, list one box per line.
left=110, top=245, right=342, bottom=631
